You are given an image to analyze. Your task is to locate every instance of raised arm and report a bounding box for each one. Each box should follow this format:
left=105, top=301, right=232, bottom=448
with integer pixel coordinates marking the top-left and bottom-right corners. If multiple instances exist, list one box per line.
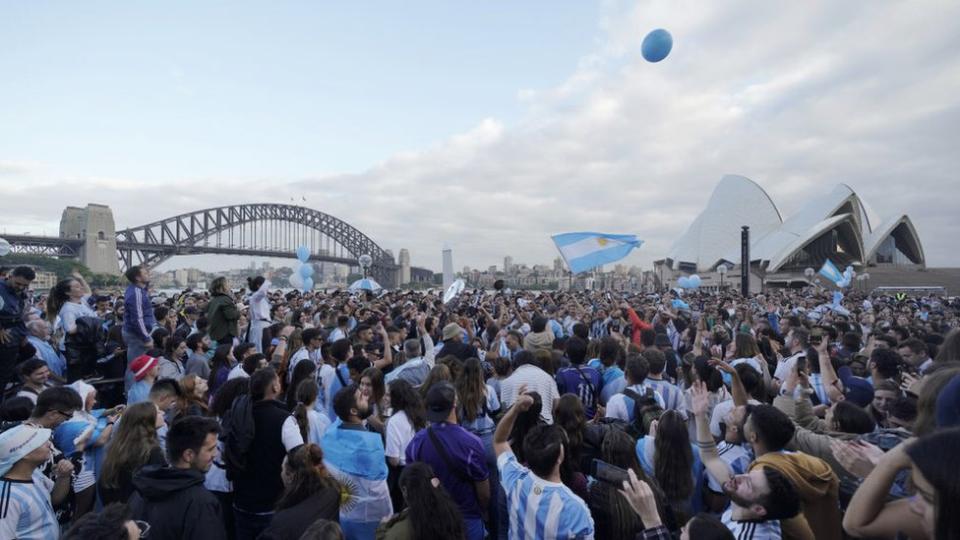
left=843, top=440, right=926, bottom=539
left=711, top=359, right=749, bottom=407
left=691, top=381, right=732, bottom=485
left=494, top=385, right=533, bottom=457
left=815, top=339, right=844, bottom=402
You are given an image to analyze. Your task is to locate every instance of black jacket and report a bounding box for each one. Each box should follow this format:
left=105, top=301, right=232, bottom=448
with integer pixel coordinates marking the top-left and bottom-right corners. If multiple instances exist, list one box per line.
left=233, top=399, right=289, bottom=513
left=257, top=486, right=340, bottom=540
left=128, top=465, right=226, bottom=540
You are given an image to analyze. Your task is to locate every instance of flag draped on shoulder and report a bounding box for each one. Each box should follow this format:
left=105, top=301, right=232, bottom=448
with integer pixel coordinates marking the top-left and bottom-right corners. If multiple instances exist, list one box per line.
left=322, top=420, right=393, bottom=523
left=552, top=232, right=643, bottom=274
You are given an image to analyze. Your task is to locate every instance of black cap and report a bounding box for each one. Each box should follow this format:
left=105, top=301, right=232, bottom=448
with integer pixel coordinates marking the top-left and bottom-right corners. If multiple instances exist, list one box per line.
left=425, top=382, right=456, bottom=423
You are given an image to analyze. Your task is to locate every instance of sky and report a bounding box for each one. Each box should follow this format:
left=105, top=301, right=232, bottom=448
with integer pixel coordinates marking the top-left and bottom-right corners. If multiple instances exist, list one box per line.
left=2, top=0, right=959, bottom=274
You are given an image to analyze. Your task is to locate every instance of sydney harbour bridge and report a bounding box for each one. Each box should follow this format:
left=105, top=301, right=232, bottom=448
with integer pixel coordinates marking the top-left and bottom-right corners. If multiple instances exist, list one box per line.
left=3, top=203, right=399, bottom=287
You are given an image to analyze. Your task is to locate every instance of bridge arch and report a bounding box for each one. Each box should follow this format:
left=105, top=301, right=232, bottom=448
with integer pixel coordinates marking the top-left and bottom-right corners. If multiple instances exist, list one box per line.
left=115, top=204, right=397, bottom=287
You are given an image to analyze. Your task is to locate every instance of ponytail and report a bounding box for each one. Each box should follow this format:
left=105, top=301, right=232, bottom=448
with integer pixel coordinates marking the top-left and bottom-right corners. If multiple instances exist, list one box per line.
left=294, top=378, right=319, bottom=443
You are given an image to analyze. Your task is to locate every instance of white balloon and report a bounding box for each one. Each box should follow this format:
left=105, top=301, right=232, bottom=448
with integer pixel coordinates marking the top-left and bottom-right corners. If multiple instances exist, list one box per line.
left=289, top=269, right=304, bottom=289
left=0, top=237, right=10, bottom=257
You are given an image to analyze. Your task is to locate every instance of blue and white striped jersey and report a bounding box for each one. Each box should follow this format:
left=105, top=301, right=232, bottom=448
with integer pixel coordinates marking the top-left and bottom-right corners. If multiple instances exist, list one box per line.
left=706, top=441, right=752, bottom=492
left=644, top=378, right=687, bottom=414
left=0, top=469, right=59, bottom=540
left=498, top=450, right=594, bottom=539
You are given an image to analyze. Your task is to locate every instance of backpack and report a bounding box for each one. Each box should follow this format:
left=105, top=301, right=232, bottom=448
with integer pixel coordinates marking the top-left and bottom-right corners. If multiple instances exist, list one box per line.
left=622, top=387, right=664, bottom=439
left=220, top=394, right=255, bottom=481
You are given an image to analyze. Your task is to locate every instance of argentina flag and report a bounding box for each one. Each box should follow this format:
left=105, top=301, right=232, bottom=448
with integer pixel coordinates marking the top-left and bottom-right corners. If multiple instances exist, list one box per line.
left=321, top=420, right=393, bottom=538
left=552, top=232, right=643, bottom=274
left=818, top=259, right=843, bottom=283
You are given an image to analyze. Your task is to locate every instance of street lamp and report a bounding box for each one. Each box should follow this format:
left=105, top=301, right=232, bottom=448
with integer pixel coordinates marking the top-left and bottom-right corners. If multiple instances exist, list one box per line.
left=717, top=264, right=728, bottom=291
left=358, top=254, right=372, bottom=278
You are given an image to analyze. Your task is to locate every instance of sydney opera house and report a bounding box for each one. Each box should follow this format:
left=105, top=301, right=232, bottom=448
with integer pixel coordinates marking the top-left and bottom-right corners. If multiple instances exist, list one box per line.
left=654, top=175, right=926, bottom=291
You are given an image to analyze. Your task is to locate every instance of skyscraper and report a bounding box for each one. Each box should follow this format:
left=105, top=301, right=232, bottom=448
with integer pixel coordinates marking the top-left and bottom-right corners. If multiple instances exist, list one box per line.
left=504, top=256, right=514, bottom=275
left=442, top=245, right=454, bottom=289
left=399, top=248, right=411, bottom=285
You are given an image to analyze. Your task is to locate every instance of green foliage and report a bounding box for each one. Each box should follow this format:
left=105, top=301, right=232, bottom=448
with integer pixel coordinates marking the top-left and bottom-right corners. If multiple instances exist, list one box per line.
left=0, top=254, right=90, bottom=280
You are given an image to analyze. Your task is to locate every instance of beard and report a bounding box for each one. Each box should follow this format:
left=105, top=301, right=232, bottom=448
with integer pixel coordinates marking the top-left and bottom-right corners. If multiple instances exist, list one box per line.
left=357, top=405, right=373, bottom=420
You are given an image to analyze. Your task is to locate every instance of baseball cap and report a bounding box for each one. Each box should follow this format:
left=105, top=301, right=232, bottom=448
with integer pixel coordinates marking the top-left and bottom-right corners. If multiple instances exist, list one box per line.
left=425, top=382, right=456, bottom=423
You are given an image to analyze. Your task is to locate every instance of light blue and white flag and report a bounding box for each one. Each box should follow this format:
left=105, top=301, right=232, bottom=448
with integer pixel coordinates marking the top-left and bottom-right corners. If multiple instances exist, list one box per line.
left=818, top=259, right=843, bottom=283
left=322, top=420, right=393, bottom=526
left=552, top=232, right=643, bottom=274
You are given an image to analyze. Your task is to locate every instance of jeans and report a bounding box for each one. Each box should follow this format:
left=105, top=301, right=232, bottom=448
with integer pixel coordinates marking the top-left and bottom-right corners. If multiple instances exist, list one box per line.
left=0, top=340, right=20, bottom=402
left=122, top=328, right=149, bottom=391
left=465, top=517, right=487, bottom=540
left=233, top=506, right=273, bottom=540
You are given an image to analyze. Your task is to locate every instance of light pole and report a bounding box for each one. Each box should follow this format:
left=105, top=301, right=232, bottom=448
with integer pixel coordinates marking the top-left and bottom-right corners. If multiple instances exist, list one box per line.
left=358, top=254, right=372, bottom=279
left=717, top=264, right=728, bottom=292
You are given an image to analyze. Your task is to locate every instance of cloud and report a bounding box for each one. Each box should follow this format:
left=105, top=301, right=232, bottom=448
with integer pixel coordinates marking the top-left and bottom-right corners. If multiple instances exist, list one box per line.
left=3, top=1, right=959, bottom=273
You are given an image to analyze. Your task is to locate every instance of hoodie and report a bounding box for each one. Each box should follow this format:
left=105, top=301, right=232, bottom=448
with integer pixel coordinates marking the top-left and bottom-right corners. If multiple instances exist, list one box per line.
left=128, top=465, right=226, bottom=540
left=750, top=451, right=841, bottom=540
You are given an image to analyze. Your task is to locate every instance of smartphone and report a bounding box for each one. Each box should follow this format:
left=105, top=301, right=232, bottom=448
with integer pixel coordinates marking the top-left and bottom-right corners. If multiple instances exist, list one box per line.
left=795, top=356, right=808, bottom=374
left=590, top=459, right=630, bottom=487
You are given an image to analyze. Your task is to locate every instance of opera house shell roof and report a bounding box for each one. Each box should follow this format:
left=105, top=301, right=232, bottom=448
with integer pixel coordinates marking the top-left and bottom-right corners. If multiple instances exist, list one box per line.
left=666, top=175, right=925, bottom=273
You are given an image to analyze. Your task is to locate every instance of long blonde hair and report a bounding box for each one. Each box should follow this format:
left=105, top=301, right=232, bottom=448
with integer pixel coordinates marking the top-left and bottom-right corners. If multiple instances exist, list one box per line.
left=99, top=402, right=161, bottom=489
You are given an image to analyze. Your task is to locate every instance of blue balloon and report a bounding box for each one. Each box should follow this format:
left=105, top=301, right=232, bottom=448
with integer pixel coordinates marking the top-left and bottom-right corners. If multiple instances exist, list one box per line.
left=677, top=276, right=691, bottom=289
left=642, top=28, right=673, bottom=63
left=689, top=275, right=701, bottom=288
left=299, top=264, right=314, bottom=278
left=302, top=276, right=314, bottom=291
left=295, top=245, right=310, bottom=263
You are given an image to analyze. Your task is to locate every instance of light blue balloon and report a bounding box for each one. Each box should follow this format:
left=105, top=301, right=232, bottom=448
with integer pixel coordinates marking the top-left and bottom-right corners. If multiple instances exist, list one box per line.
left=302, top=276, right=314, bottom=291
left=642, top=28, right=673, bottom=63
left=299, top=264, right=314, bottom=278
left=295, top=245, right=310, bottom=263
left=689, top=274, right=701, bottom=288
left=677, top=276, right=691, bottom=289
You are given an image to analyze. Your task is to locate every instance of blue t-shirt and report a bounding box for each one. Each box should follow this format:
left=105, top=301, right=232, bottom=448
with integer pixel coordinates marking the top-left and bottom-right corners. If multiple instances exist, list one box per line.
left=555, top=365, right=602, bottom=419
left=406, top=423, right=489, bottom=519
left=497, top=450, right=594, bottom=539
left=127, top=380, right=152, bottom=405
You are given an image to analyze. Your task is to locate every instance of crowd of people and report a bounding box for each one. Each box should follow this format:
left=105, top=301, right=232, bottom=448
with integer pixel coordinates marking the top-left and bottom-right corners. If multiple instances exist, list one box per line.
left=1, top=262, right=959, bottom=539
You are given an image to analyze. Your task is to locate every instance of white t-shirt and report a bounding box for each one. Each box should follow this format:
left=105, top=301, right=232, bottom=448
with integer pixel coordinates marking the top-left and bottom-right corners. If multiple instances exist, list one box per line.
left=384, top=410, right=418, bottom=466
left=281, top=409, right=331, bottom=451
left=710, top=398, right=761, bottom=438
left=227, top=363, right=249, bottom=380
left=57, top=297, right=97, bottom=349
left=286, top=347, right=312, bottom=382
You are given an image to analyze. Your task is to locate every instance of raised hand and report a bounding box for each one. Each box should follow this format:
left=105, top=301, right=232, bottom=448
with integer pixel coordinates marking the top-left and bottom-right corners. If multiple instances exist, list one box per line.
left=618, top=469, right=662, bottom=527
left=690, top=380, right=710, bottom=417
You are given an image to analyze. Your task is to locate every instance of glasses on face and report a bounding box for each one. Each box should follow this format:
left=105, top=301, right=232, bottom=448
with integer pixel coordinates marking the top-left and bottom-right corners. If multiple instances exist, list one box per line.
left=53, top=409, right=74, bottom=419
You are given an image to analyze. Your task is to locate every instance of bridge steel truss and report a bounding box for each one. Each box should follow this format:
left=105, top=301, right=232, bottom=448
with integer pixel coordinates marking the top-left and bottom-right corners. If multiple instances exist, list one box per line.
left=0, top=235, right=82, bottom=258
left=114, top=204, right=398, bottom=287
